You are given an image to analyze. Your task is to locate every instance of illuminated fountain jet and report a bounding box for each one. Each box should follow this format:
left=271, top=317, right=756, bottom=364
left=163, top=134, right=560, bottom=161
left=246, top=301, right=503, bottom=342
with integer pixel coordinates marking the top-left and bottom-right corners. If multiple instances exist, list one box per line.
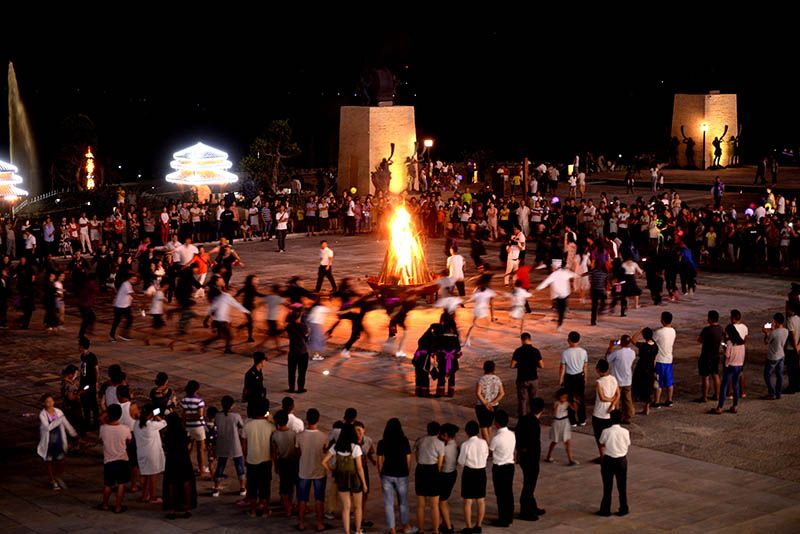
left=166, top=142, right=238, bottom=186
left=0, top=159, right=28, bottom=201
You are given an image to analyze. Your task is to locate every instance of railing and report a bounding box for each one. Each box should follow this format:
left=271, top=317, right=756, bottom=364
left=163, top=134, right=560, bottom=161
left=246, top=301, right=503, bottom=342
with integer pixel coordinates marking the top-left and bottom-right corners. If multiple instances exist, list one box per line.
left=14, top=189, right=66, bottom=212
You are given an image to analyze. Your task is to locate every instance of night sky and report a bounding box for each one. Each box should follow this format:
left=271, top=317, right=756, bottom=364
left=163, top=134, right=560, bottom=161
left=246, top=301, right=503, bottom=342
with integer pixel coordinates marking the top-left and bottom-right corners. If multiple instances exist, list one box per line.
left=2, top=20, right=798, bottom=190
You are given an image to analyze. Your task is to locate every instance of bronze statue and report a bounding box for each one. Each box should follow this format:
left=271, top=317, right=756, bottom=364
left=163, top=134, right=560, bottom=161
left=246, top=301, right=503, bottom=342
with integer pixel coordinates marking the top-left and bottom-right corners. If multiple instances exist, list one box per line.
left=680, top=126, right=696, bottom=168
left=668, top=136, right=680, bottom=167
left=357, top=67, right=398, bottom=106
left=711, top=125, right=729, bottom=168
left=371, top=144, right=395, bottom=192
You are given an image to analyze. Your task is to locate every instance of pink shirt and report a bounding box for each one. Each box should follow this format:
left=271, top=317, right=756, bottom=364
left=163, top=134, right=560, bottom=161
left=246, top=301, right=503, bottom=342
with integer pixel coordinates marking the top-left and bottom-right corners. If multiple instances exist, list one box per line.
left=724, top=344, right=745, bottom=367
left=99, top=423, right=131, bottom=463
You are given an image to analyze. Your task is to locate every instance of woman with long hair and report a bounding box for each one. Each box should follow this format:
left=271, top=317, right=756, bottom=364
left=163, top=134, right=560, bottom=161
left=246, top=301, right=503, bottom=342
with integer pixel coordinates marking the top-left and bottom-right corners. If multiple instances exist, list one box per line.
left=162, top=413, right=197, bottom=519
left=322, top=424, right=367, bottom=534
left=377, top=418, right=414, bottom=534
left=631, top=327, right=658, bottom=415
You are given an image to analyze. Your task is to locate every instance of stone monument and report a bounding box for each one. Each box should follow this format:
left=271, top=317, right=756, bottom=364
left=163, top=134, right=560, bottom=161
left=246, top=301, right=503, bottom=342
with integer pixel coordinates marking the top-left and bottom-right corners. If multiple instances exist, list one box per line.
left=671, top=92, right=738, bottom=169
left=338, top=68, right=417, bottom=195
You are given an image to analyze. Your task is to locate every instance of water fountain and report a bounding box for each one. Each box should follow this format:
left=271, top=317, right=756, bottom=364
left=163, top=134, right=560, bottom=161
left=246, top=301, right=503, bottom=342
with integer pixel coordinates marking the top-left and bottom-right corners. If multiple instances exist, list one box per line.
left=8, top=62, right=37, bottom=196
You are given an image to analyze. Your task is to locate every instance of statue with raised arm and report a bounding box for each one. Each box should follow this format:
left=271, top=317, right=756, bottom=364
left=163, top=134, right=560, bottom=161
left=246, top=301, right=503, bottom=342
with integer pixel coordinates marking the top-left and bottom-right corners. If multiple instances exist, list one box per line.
left=680, top=126, right=696, bottom=168
left=711, top=125, right=729, bottom=168
left=668, top=136, right=680, bottom=167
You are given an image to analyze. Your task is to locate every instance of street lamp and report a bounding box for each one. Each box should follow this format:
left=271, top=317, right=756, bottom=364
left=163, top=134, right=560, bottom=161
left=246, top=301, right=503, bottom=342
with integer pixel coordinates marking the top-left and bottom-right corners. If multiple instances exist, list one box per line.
left=423, top=139, right=433, bottom=149
left=701, top=123, right=708, bottom=170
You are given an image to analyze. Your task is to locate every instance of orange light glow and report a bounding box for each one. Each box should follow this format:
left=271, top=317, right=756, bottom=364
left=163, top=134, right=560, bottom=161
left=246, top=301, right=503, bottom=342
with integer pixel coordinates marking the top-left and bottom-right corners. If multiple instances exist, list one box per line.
left=378, top=205, right=433, bottom=286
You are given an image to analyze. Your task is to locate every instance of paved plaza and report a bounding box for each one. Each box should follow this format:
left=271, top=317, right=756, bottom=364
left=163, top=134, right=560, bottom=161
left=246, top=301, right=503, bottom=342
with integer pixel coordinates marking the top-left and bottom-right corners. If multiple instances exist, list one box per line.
left=2, top=182, right=800, bottom=533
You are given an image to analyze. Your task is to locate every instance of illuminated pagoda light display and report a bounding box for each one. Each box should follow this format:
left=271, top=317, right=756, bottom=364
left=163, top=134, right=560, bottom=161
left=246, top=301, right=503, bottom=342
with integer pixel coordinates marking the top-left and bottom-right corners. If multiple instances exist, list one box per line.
left=0, top=159, right=29, bottom=201
left=85, top=146, right=95, bottom=189
left=166, top=142, right=238, bottom=202
left=377, top=202, right=433, bottom=287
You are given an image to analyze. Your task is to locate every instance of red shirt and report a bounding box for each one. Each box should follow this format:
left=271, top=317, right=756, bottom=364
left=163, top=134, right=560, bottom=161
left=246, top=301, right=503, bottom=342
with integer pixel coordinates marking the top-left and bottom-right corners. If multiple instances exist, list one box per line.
left=516, top=265, right=532, bottom=289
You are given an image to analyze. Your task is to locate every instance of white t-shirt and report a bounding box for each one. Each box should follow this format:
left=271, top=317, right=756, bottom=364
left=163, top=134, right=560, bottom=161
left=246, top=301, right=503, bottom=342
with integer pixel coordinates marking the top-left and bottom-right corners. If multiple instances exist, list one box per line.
left=114, top=281, right=134, bottom=309
left=320, top=248, right=334, bottom=266
left=653, top=326, right=676, bottom=364
left=346, top=201, right=355, bottom=217
left=593, top=374, right=618, bottom=419
left=469, top=288, right=496, bottom=319
left=447, top=254, right=464, bottom=281
left=173, top=244, right=199, bottom=266
left=79, top=217, right=90, bottom=233
left=276, top=211, right=289, bottom=230
left=190, top=207, right=201, bottom=223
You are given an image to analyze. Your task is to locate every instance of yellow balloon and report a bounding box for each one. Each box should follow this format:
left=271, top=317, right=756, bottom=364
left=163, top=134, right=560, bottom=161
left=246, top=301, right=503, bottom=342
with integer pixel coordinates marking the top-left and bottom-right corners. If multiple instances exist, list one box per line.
left=350, top=187, right=357, bottom=194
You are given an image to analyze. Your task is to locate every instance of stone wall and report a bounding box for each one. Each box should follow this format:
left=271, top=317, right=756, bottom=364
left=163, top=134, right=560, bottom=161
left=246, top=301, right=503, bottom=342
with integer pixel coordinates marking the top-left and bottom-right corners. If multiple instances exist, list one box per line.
left=671, top=93, right=738, bottom=169
left=338, top=106, right=417, bottom=195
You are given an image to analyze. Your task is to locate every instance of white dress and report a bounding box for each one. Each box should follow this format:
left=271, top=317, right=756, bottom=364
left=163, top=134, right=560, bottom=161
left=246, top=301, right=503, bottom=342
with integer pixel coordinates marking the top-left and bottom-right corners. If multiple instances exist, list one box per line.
left=134, top=419, right=167, bottom=475
left=549, top=401, right=572, bottom=443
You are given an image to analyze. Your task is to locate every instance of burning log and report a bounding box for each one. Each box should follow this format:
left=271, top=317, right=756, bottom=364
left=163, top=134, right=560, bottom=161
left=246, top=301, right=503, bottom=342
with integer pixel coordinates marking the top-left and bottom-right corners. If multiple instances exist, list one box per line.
left=377, top=205, right=433, bottom=286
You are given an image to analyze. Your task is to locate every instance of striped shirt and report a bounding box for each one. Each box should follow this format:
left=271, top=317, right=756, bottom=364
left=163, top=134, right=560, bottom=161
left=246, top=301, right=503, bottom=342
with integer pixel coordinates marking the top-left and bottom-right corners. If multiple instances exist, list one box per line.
left=180, top=395, right=205, bottom=428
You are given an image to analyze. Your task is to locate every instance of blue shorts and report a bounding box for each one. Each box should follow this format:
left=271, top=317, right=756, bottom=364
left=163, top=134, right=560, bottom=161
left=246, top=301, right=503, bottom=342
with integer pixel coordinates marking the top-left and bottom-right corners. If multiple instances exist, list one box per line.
left=298, top=477, right=327, bottom=502
left=655, top=362, right=674, bottom=388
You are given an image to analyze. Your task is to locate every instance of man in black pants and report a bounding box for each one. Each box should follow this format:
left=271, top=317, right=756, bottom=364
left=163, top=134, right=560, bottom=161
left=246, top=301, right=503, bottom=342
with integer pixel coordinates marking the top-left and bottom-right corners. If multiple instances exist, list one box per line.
left=597, top=410, right=630, bottom=517
left=559, top=331, right=589, bottom=426
left=314, top=240, right=337, bottom=292
left=589, top=263, right=609, bottom=326
left=489, top=410, right=516, bottom=527
left=516, top=398, right=546, bottom=521
left=78, top=336, right=99, bottom=432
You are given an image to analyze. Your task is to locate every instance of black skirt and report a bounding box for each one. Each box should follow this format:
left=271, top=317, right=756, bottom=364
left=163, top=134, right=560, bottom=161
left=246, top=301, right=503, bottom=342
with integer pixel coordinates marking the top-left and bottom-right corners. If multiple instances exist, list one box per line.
left=461, top=466, right=487, bottom=499
left=415, top=464, right=441, bottom=496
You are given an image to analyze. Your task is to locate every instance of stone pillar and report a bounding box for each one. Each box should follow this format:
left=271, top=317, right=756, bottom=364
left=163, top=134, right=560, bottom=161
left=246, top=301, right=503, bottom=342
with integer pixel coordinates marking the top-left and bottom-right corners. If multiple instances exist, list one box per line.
left=338, top=106, right=417, bottom=195
left=671, top=93, right=738, bottom=169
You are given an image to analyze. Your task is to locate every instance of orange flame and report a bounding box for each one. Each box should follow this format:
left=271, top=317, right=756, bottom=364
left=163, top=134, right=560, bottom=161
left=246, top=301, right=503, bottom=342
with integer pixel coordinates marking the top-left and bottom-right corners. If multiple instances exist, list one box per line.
left=378, top=205, right=433, bottom=286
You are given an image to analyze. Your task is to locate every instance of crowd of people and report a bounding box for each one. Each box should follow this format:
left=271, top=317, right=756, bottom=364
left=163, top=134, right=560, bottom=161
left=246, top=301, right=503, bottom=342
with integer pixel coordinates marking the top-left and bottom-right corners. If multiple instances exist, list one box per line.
left=9, top=166, right=800, bottom=531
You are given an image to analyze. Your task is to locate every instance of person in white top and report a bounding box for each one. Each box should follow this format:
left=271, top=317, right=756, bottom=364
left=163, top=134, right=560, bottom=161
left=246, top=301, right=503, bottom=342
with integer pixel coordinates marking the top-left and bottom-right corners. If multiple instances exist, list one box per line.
left=488, top=410, right=516, bottom=527
left=536, top=264, right=578, bottom=331
left=597, top=410, right=630, bottom=516
left=592, top=360, right=619, bottom=459
left=458, top=421, right=489, bottom=533
left=78, top=212, right=92, bottom=253
left=110, top=274, right=137, bottom=342
left=314, top=240, right=337, bottom=292
left=504, top=226, right=525, bottom=286
left=507, top=281, right=532, bottom=333
left=464, top=279, right=497, bottom=347
left=170, top=238, right=199, bottom=266
left=605, top=335, right=636, bottom=423
left=652, top=311, right=677, bottom=407
left=282, top=397, right=306, bottom=434
left=202, top=287, right=250, bottom=354
left=446, top=245, right=466, bottom=297
left=275, top=205, right=290, bottom=252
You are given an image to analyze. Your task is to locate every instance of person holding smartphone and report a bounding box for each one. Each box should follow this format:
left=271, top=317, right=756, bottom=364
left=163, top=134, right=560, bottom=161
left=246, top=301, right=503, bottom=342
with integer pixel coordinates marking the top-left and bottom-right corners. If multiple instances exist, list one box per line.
left=134, top=404, right=167, bottom=503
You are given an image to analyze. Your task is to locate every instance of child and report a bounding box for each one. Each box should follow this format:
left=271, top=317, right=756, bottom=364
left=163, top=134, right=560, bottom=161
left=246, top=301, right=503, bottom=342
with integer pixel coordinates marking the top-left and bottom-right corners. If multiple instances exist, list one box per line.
left=99, top=404, right=132, bottom=512
left=414, top=421, right=445, bottom=534
left=458, top=420, right=489, bottom=533
left=568, top=173, right=577, bottom=198
left=354, top=421, right=376, bottom=527
left=240, top=220, right=251, bottom=241
left=271, top=410, right=299, bottom=518
left=545, top=388, right=578, bottom=465
left=296, top=408, right=328, bottom=531
left=205, top=406, right=218, bottom=481
left=437, top=423, right=459, bottom=534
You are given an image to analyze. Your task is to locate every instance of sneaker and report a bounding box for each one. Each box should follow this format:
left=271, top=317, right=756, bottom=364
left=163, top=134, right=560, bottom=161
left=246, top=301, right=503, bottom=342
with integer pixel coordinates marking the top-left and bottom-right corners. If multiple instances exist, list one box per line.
left=109, top=336, right=117, bottom=342
left=652, top=402, right=661, bottom=408
left=395, top=351, right=407, bottom=358
left=118, top=335, right=132, bottom=341
left=324, top=512, right=335, bottom=520
left=544, top=458, right=554, bottom=463
left=52, top=481, right=61, bottom=490
left=340, top=350, right=351, bottom=358
left=55, top=477, right=68, bottom=489
left=312, top=354, right=324, bottom=361
left=578, top=421, right=587, bottom=427
left=568, top=460, right=580, bottom=466
left=664, top=400, right=674, bottom=407
left=239, top=490, right=247, bottom=497
left=212, top=489, right=220, bottom=497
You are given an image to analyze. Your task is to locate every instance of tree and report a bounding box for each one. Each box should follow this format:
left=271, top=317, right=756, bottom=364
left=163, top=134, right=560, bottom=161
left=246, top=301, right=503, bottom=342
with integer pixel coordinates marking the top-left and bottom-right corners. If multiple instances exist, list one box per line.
left=51, top=114, right=99, bottom=191
left=240, top=119, right=301, bottom=190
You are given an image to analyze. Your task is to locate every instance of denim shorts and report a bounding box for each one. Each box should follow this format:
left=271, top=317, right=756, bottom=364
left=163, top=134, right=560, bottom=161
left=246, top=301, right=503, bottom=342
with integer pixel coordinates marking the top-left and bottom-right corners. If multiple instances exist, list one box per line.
left=298, top=477, right=327, bottom=502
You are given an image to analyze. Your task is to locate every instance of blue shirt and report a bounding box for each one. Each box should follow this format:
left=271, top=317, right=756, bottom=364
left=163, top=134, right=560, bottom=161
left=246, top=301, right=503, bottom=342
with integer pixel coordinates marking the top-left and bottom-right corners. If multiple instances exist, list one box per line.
left=561, top=347, right=588, bottom=376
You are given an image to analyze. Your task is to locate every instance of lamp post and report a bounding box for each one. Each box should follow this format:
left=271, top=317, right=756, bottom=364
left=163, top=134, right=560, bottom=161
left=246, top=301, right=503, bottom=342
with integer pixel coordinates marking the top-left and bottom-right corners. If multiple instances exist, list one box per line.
left=701, top=123, right=708, bottom=170
left=422, top=139, right=433, bottom=192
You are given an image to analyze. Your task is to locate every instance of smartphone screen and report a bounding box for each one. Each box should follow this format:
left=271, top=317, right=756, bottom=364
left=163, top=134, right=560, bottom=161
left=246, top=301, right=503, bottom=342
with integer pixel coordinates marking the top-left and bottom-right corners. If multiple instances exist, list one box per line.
left=764, top=322, right=772, bottom=329
left=152, top=408, right=161, bottom=416
left=83, top=385, right=90, bottom=390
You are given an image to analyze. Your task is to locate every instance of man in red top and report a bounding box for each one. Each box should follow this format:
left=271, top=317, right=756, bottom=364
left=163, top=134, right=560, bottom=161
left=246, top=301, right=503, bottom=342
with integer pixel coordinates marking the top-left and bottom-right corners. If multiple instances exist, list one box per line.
left=191, top=245, right=211, bottom=298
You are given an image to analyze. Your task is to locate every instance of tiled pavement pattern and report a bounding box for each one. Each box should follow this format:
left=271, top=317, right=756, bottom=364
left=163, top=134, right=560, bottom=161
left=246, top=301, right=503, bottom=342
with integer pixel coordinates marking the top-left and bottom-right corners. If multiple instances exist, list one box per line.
left=2, top=187, right=800, bottom=532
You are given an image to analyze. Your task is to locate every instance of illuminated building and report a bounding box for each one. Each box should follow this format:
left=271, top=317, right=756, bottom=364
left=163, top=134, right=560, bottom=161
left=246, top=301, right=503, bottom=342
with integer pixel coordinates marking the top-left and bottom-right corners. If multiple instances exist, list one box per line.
left=0, top=160, right=29, bottom=201
left=166, top=142, right=238, bottom=185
